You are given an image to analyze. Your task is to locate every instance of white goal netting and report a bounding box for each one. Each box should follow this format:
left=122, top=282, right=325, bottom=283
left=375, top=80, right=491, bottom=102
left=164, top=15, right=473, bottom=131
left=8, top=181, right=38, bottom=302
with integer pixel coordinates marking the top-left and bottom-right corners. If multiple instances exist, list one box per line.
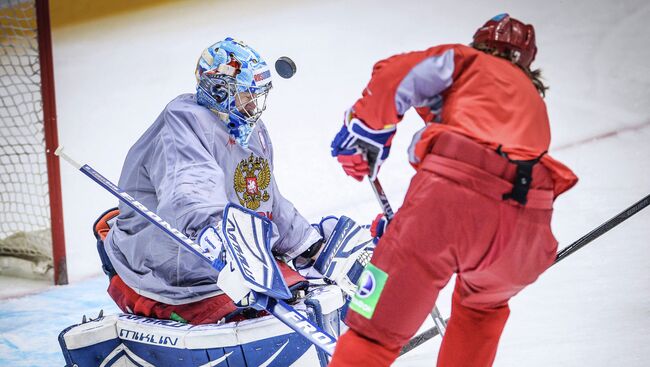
left=0, top=0, right=55, bottom=279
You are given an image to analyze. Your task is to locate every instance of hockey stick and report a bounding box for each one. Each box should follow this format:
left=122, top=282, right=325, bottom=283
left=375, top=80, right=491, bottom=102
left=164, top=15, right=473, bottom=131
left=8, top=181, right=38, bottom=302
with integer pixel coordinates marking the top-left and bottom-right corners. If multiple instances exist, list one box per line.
left=554, top=194, right=649, bottom=264
left=369, top=178, right=448, bottom=337
left=399, top=192, right=650, bottom=355
left=55, top=147, right=337, bottom=356
left=400, top=317, right=450, bottom=355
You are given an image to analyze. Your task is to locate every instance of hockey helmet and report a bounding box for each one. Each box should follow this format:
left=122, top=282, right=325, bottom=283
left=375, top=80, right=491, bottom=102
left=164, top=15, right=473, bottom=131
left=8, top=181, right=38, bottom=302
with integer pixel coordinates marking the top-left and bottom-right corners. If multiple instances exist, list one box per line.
left=472, top=13, right=537, bottom=69
left=196, top=37, right=272, bottom=147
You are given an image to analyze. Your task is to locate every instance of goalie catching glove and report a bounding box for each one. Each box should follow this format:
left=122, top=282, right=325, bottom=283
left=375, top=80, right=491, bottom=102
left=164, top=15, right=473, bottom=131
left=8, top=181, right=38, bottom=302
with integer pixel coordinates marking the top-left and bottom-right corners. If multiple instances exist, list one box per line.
left=300, top=216, right=376, bottom=296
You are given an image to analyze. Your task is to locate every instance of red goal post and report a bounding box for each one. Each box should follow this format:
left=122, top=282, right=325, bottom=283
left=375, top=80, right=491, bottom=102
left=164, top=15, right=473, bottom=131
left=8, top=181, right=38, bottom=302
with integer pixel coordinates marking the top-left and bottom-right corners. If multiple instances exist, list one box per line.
left=0, top=0, right=68, bottom=285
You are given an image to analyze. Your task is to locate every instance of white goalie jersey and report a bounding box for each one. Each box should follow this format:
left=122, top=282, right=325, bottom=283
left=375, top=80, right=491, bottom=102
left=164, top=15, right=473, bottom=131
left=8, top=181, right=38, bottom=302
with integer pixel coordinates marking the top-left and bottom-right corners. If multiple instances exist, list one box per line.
left=104, top=94, right=320, bottom=305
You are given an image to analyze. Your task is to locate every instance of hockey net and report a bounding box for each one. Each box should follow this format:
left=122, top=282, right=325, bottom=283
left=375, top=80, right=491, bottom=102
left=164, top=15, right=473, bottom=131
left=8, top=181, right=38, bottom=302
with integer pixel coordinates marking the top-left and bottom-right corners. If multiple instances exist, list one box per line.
left=0, top=0, right=67, bottom=284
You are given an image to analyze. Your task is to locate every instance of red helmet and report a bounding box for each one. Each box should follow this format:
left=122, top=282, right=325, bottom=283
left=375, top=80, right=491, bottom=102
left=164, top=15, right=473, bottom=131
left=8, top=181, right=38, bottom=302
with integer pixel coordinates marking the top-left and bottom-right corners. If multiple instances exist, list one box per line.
left=473, top=13, right=537, bottom=69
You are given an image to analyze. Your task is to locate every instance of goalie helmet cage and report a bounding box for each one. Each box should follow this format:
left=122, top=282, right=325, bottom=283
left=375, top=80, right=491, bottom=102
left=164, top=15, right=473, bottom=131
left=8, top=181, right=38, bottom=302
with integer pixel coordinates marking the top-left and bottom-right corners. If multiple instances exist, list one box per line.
left=0, top=0, right=68, bottom=284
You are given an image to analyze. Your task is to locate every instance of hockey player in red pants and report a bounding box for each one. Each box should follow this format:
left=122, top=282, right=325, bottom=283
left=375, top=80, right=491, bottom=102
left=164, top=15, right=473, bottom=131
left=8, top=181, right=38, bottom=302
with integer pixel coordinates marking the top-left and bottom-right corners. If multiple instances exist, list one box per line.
left=329, top=14, right=578, bottom=366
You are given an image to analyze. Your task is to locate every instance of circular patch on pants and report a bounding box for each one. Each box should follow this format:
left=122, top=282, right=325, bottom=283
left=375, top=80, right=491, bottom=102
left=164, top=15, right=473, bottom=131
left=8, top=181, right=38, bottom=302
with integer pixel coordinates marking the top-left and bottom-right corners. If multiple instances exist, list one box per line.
left=357, top=270, right=375, bottom=298
left=350, top=263, right=388, bottom=319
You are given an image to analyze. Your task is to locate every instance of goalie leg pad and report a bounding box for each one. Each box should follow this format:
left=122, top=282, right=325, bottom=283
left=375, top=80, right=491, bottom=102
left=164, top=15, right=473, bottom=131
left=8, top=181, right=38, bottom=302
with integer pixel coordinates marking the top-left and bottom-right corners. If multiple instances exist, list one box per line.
left=59, top=285, right=345, bottom=367
left=59, top=314, right=318, bottom=367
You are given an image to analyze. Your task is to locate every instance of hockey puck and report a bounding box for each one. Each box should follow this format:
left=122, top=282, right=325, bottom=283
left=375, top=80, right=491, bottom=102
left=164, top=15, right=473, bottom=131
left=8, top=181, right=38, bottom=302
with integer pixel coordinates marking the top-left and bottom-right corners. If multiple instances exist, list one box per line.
left=275, top=56, right=297, bottom=79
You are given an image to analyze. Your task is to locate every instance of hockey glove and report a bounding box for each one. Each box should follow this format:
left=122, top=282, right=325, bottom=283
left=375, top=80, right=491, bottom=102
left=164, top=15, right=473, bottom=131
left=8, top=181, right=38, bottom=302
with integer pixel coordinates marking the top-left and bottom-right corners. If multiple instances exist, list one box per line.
left=330, top=109, right=396, bottom=181
left=370, top=213, right=388, bottom=244
left=312, top=216, right=375, bottom=296
left=197, top=225, right=226, bottom=269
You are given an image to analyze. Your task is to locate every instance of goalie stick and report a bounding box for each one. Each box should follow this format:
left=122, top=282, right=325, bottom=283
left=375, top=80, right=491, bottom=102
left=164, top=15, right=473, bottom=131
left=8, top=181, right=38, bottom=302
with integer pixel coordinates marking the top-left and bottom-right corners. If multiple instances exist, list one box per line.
left=399, top=192, right=650, bottom=355
left=55, top=147, right=337, bottom=356
left=369, top=178, right=448, bottom=337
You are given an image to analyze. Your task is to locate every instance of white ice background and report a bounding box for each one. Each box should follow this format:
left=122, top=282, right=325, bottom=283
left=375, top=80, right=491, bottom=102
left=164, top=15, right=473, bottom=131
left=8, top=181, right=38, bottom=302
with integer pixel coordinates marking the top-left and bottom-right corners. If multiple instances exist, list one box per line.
left=1, top=0, right=649, bottom=366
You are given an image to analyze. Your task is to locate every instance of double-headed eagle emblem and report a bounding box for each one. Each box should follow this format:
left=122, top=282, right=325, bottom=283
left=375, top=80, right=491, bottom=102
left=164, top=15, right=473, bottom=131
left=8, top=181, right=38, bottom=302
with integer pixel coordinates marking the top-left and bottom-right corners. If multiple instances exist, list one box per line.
left=234, top=153, right=271, bottom=210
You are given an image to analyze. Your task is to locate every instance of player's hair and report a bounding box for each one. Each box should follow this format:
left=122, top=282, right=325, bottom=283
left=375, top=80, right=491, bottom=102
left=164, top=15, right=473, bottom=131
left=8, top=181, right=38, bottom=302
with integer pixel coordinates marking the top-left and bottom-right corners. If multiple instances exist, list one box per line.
left=473, top=43, right=549, bottom=98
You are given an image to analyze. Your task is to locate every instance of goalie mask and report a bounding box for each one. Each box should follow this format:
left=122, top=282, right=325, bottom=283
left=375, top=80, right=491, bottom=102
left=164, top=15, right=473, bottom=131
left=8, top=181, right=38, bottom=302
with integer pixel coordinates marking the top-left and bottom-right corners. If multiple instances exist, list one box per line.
left=196, top=37, right=272, bottom=147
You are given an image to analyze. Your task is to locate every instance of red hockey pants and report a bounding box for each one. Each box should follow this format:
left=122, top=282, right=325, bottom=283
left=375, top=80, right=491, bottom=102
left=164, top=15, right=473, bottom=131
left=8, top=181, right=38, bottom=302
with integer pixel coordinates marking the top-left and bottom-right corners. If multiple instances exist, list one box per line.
left=330, top=133, right=559, bottom=367
left=106, top=260, right=308, bottom=325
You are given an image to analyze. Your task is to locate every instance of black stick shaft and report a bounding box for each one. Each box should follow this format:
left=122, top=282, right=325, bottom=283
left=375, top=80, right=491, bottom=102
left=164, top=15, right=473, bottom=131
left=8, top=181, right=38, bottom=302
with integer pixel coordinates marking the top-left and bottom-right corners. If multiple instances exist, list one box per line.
left=369, top=178, right=395, bottom=220
left=400, top=318, right=450, bottom=355
left=554, top=194, right=650, bottom=264
left=400, top=193, right=650, bottom=356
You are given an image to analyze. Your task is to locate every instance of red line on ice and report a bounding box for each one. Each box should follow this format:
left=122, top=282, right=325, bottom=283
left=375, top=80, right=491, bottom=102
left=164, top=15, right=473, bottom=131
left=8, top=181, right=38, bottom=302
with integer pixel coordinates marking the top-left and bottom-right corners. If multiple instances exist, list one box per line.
left=555, top=120, right=650, bottom=151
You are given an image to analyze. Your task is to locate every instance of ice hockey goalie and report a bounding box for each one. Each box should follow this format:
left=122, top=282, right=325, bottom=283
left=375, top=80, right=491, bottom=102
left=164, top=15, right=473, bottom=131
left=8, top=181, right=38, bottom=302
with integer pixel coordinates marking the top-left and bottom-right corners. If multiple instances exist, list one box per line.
left=58, top=207, right=374, bottom=367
